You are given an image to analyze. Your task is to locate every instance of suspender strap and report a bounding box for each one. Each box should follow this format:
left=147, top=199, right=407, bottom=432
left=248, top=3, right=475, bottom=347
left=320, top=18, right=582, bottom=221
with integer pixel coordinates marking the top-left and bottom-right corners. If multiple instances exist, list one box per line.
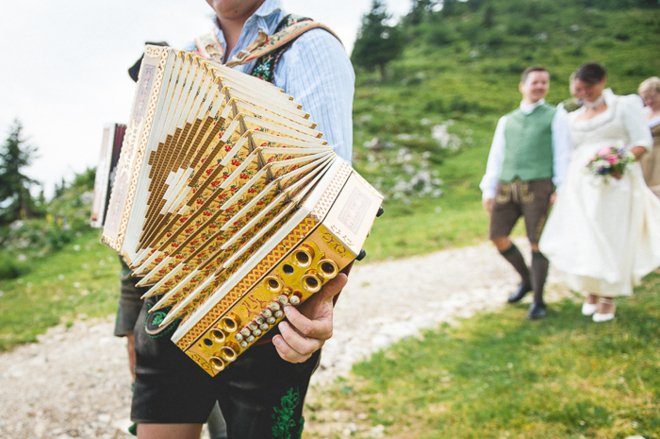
left=194, top=15, right=340, bottom=70
left=227, top=18, right=339, bottom=67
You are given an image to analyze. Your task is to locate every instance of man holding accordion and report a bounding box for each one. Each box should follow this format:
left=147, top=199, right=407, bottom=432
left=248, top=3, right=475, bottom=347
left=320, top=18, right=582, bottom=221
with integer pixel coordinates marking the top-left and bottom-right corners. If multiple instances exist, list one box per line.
left=108, top=1, right=357, bottom=437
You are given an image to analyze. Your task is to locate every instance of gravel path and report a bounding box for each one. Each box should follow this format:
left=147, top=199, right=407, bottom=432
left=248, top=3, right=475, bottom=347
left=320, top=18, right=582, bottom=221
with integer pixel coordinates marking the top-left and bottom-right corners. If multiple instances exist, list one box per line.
left=0, top=241, right=570, bottom=438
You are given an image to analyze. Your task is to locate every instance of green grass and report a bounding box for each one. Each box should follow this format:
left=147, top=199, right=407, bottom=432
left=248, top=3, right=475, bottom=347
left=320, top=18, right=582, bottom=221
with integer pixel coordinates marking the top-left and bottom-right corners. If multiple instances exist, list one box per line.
left=0, top=230, right=120, bottom=350
left=364, top=114, right=496, bottom=260
left=309, top=274, right=660, bottom=438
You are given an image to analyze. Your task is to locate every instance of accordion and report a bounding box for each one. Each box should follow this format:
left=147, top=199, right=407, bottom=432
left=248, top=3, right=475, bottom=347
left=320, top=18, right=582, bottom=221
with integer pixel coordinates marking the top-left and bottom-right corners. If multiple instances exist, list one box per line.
left=102, top=45, right=382, bottom=376
left=90, top=123, right=126, bottom=228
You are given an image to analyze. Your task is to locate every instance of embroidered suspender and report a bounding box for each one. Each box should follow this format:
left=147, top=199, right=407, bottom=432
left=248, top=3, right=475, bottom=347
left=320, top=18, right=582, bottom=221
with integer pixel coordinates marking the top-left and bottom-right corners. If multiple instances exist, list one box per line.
left=193, top=14, right=340, bottom=83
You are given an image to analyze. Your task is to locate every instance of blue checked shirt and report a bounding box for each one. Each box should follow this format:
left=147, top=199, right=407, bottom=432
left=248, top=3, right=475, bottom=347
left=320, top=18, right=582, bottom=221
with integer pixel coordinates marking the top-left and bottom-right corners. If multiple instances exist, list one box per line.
left=190, top=0, right=354, bottom=162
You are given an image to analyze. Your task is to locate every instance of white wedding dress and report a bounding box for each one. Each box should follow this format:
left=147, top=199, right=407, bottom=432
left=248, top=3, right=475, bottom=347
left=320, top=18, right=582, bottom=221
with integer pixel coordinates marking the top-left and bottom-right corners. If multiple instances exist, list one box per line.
left=540, top=89, right=660, bottom=296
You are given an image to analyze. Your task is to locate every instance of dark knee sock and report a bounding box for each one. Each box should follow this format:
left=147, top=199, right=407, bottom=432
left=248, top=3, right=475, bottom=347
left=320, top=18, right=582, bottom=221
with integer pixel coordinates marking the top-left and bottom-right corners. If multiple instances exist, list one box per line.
left=499, top=243, right=530, bottom=286
left=531, top=251, right=549, bottom=305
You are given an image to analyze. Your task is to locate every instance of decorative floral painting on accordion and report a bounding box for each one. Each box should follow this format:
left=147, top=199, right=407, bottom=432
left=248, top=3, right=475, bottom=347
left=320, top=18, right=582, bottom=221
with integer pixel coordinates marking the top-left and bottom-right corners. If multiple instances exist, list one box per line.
left=101, top=45, right=383, bottom=376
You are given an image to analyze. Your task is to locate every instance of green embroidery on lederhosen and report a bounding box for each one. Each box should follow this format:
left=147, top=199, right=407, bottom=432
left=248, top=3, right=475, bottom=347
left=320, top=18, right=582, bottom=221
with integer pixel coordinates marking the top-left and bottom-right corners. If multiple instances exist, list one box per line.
left=271, top=387, right=303, bottom=439
left=144, top=298, right=179, bottom=339
left=250, top=15, right=312, bottom=83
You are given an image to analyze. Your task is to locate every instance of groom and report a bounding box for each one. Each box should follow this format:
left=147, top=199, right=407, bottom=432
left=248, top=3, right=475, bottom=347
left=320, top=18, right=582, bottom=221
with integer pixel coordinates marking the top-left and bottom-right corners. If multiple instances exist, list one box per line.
left=480, top=66, right=571, bottom=319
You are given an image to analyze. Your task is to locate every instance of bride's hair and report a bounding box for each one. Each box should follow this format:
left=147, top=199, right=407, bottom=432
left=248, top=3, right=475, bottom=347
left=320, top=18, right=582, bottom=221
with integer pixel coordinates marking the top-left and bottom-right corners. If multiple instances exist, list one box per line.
left=574, top=63, right=606, bottom=85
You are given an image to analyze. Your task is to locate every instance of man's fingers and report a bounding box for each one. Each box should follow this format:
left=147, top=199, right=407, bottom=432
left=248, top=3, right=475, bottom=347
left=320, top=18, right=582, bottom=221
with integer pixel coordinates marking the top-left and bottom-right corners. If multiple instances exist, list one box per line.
left=277, top=320, right=323, bottom=357
left=272, top=334, right=313, bottom=363
left=273, top=271, right=348, bottom=363
left=283, top=304, right=332, bottom=340
left=315, top=272, right=348, bottom=302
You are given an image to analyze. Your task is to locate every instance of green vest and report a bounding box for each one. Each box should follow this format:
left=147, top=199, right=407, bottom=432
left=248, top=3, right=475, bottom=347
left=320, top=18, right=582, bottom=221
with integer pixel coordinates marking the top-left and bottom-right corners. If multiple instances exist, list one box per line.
left=500, top=103, right=556, bottom=182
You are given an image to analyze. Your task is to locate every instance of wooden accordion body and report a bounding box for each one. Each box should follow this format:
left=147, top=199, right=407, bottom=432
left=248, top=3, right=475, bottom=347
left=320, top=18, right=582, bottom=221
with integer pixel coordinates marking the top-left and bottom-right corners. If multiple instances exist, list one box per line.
left=102, top=45, right=382, bottom=376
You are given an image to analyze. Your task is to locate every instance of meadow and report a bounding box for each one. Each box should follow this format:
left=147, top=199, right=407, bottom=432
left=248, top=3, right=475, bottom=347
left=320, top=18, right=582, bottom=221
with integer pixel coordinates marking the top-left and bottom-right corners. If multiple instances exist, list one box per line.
left=0, top=1, right=658, bottom=436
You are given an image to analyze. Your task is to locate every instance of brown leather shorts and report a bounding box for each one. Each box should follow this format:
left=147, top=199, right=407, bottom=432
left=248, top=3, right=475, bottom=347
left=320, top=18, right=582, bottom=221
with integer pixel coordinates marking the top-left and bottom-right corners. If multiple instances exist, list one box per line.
left=489, top=179, right=553, bottom=244
left=131, top=297, right=320, bottom=437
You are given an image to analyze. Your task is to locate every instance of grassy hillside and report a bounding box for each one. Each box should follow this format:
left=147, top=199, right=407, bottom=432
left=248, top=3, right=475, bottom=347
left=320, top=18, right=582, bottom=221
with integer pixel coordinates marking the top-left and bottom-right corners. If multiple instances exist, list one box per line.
left=360, top=0, right=660, bottom=258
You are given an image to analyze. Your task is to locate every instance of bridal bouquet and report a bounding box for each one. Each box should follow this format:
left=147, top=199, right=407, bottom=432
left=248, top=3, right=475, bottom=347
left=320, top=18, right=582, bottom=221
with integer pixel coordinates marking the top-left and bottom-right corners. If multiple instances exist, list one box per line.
left=586, top=146, right=635, bottom=179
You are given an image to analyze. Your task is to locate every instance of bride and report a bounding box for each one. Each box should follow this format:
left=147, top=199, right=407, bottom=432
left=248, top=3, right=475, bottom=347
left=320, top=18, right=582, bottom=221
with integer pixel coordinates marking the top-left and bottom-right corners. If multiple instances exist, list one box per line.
left=539, top=63, right=660, bottom=322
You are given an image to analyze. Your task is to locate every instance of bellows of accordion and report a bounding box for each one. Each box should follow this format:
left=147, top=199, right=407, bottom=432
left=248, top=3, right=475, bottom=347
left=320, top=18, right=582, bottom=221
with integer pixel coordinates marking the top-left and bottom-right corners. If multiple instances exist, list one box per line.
left=102, top=45, right=383, bottom=376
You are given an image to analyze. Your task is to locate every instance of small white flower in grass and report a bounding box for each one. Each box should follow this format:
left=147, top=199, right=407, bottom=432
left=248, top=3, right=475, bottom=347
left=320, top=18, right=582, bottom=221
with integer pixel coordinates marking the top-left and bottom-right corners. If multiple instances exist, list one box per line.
left=357, top=113, right=372, bottom=123
left=0, top=291, right=4, bottom=298
left=395, top=133, right=415, bottom=142
left=58, top=274, right=65, bottom=280
left=73, top=282, right=81, bottom=289
left=9, top=220, right=24, bottom=231
left=73, top=245, right=81, bottom=252
left=364, top=137, right=378, bottom=149
left=432, top=121, right=461, bottom=151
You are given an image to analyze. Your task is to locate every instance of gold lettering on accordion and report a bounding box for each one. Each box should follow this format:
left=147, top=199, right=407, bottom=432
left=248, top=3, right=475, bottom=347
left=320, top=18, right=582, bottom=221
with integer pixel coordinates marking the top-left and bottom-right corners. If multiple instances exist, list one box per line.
left=321, top=230, right=349, bottom=257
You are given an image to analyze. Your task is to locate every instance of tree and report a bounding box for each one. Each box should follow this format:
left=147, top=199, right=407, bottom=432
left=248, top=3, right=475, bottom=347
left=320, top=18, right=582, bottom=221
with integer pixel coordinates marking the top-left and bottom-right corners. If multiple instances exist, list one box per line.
left=53, top=176, right=67, bottom=199
left=406, top=0, right=436, bottom=25
left=441, top=0, right=458, bottom=16
left=0, top=120, right=40, bottom=224
left=482, top=4, right=495, bottom=28
left=351, top=0, right=404, bottom=80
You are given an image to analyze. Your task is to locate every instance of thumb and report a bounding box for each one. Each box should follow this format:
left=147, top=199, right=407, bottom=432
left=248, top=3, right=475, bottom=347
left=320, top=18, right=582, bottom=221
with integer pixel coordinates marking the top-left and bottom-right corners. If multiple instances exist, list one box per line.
left=314, top=272, right=348, bottom=303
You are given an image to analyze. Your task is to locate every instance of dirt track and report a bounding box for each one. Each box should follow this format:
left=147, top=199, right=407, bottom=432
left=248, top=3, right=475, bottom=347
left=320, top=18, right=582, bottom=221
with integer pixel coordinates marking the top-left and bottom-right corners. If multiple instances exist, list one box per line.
left=0, top=241, right=569, bottom=438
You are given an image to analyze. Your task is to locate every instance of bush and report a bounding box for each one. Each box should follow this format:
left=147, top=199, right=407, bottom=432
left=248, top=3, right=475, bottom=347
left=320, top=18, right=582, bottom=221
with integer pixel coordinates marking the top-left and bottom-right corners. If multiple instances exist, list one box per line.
left=424, top=98, right=447, bottom=113
left=423, top=23, right=457, bottom=46
left=0, top=254, right=28, bottom=280
left=507, top=19, right=534, bottom=36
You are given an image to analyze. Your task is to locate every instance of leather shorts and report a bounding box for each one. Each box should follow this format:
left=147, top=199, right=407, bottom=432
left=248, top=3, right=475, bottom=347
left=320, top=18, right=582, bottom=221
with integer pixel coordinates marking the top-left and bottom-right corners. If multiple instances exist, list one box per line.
left=131, top=298, right=320, bottom=438
left=489, top=178, right=554, bottom=244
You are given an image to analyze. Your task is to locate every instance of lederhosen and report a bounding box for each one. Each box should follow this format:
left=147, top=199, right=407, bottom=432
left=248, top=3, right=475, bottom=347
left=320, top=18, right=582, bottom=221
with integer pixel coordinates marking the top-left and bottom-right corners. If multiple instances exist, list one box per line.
left=489, top=179, right=554, bottom=244
left=122, top=16, right=341, bottom=438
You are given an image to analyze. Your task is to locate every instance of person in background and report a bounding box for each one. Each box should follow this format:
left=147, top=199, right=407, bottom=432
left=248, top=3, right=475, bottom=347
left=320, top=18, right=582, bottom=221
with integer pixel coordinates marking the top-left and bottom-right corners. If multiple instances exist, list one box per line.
left=480, top=66, right=571, bottom=320
left=540, top=63, right=660, bottom=322
left=638, top=76, right=660, bottom=197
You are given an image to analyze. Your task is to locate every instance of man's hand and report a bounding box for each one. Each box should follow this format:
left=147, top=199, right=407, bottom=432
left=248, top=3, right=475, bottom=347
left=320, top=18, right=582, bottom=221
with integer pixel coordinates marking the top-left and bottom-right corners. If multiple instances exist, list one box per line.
left=630, top=146, right=647, bottom=161
left=482, top=198, right=494, bottom=215
left=549, top=192, right=557, bottom=205
left=126, top=334, right=136, bottom=380
left=272, top=272, right=348, bottom=363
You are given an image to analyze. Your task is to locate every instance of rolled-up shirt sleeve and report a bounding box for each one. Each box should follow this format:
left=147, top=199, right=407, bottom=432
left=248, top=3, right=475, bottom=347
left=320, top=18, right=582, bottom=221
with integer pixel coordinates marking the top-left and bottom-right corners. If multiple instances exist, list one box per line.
left=480, top=116, right=507, bottom=199
left=275, top=29, right=355, bottom=163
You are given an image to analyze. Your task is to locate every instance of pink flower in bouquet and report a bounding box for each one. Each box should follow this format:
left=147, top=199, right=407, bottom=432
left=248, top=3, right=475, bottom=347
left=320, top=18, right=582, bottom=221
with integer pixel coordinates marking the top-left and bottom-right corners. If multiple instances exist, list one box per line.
left=586, top=145, right=633, bottom=179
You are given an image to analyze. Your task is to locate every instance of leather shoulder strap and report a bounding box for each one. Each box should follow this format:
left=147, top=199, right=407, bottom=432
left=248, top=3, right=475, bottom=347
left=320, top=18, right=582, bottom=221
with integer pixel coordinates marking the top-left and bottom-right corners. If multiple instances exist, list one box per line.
left=193, top=17, right=340, bottom=67
left=227, top=19, right=340, bottom=67
left=193, top=31, right=225, bottom=65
